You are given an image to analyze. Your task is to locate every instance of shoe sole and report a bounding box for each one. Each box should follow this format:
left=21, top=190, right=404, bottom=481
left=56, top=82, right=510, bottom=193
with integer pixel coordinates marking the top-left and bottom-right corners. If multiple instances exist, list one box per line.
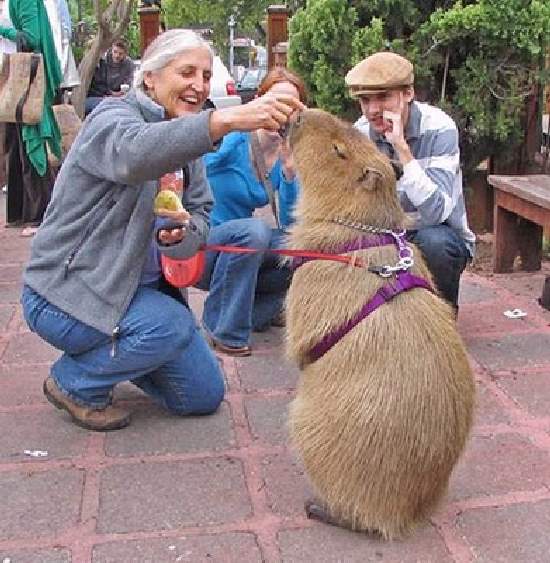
left=43, top=380, right=130, bottom=432
left=206, top=335, right=252, bottom=357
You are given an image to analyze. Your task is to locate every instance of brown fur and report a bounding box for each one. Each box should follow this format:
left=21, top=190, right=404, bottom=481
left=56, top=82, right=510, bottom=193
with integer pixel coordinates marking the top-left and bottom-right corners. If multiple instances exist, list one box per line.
left=285, top=109, right=475, bottom=539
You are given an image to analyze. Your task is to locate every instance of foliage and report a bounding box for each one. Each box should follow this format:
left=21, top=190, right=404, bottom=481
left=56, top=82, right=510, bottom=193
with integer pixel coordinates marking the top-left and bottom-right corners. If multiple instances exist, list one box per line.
left=288, top=0, right=550, bottom=175
left=288, top=0, right=357, bottom=116
left=67, top=0, right=140, bottom=61
left=162, top=0, right=272, bottom=61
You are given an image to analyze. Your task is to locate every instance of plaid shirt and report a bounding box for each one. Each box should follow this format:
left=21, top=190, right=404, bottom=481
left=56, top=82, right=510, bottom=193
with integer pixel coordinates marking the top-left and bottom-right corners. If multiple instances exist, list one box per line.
left=355, top=101, right=475, bottom=256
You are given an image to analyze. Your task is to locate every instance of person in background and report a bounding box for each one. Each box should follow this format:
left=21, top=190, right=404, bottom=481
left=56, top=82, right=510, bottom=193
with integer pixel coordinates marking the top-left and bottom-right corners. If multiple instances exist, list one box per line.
left=85, top=38, right=134, bottom=115
left=0, top=0, right=63, bottom=236
left=198, top=68, right=307, bottom=356
left=44, top=0, right=79, bottom=90
left=346, top=51, right=475, bottom=310
left=21, top=30, right=303, bottom=431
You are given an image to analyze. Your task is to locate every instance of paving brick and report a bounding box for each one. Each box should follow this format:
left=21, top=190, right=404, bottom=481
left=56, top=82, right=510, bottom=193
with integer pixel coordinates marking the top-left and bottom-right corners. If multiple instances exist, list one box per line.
left=459, top=279, right=498, bottom=305
left=458, top=301, right=537, bottom=334
left=0, top=305, right=14, bottom=331
left=92, top=532, right=262, bottom=562
left=104, top=403, right=235, bottom=457
left=250, top=326, right=284, bottom=349
left=0, top=364, right=50, bottom=406
left=0, top=549, right=70, bottom=563
left=0, top=265, right=23, bottom=284
left=494, top=270, right=548, bottom=304
left=1, top=244, right=31, bottom=264
left=278, top=524, right=453, bottom=562
left=238, top=354, right=299, bottom=392
left=0, top=469, right=84, bottom=540
left=97, top=459, right=251, bottom=533
left=473, top=380, right=511, bottom=428
left=261, top=452, right=313, bottom=518
left=245, top=395, right=292, bottom=446
left=0, top=282, right=23, bottom=305
left=496, top=370, right=550, bottom=419
left=457, top=500, right=550, bottom=562
left=0, top=410, right=88, bottom=462
left=449, top=433, right=550, bottom=501
left=1, top=332, right=60, bottom=364
left=466, top=333, right=550, bottom=371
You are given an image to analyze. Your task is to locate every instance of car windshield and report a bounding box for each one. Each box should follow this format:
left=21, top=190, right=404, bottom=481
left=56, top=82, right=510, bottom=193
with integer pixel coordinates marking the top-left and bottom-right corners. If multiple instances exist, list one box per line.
left=241, top=69, right=264, bottom=88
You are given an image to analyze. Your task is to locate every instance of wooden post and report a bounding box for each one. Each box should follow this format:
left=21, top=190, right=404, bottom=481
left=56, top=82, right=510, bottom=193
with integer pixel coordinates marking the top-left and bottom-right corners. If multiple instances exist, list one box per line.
left=266, top=5, right=288, bottom=69
left=138, top=5, right=161, bottom=57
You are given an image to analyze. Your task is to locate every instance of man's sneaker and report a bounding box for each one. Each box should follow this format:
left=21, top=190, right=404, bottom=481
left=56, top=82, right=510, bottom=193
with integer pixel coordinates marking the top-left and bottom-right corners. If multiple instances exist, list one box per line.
left=43, top=377, right=131, bottom=431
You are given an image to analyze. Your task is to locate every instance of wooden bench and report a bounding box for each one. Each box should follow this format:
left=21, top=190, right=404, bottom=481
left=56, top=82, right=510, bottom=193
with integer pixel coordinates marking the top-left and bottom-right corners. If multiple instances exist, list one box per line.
left=487, top=174, right=550, bottom=273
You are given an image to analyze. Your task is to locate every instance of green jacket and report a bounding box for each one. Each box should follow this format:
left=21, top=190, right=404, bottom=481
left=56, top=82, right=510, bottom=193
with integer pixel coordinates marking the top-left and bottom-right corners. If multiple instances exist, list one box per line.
left=0, top=0, right=62, bottom=176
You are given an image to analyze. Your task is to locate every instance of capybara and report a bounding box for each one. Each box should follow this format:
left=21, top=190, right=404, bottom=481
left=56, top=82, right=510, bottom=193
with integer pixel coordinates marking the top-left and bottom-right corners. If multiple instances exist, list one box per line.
left=285, top=108, right=475, bottom=539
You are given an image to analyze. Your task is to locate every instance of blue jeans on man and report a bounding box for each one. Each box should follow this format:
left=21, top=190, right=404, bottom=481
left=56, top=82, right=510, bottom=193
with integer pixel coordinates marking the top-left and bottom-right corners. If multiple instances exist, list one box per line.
left=21, top=285, right=225, bottom=413
left=196, top=217, right=290, bottom=349
left=407, top=224, right=470, bottom=308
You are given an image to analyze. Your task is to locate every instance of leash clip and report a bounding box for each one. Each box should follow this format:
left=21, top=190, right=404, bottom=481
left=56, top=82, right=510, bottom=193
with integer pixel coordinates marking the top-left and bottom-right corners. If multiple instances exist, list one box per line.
left=368, top=265, right=393, bottom=278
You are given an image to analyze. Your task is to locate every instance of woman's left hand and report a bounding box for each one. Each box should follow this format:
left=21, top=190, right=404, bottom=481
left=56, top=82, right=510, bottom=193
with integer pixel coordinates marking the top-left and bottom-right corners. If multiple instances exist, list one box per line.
left=158, top=226, right=186, bottom=245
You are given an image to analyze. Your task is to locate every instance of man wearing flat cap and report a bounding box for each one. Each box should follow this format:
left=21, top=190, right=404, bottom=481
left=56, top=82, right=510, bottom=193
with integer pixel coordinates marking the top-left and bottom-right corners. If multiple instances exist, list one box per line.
left=346, top=52, right=475, bottom=310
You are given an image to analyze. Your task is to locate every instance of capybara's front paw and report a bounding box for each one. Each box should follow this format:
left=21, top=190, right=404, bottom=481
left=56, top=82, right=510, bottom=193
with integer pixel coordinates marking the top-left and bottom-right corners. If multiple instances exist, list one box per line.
left=305, top=499, right=349, bottom=529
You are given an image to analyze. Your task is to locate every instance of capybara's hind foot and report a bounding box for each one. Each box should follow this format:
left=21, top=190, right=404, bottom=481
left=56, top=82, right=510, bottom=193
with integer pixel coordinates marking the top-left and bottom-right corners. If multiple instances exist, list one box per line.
left=305, top=499, right=349, bottom=529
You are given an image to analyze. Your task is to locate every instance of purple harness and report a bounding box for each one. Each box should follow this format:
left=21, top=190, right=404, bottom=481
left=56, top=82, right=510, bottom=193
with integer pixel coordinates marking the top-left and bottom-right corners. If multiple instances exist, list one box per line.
left=292, top=233, right=433, bottom=365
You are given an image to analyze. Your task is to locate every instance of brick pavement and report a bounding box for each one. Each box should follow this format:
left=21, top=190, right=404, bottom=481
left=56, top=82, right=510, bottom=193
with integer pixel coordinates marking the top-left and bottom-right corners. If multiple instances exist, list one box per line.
left=2, top=199, right=550, bottom=562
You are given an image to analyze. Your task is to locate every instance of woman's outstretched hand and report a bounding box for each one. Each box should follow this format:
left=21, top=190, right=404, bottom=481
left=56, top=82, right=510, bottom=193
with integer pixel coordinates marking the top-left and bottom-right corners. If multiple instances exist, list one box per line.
left=209, top=94, right=306, bottom=142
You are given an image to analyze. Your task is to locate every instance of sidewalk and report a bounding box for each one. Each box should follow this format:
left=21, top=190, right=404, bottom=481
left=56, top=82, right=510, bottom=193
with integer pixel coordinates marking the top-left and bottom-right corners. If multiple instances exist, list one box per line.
left=1, top=198, right=550, bottom=562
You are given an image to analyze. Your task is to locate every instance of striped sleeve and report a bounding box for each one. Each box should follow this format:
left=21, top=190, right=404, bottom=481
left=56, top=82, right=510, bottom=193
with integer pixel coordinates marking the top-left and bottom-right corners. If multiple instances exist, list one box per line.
left=400, top=125, right=460, bottom=224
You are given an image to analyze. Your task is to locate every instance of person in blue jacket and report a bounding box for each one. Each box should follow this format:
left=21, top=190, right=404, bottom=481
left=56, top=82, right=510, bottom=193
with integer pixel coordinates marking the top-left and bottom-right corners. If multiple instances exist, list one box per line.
left=199, top=68, right=307, bottom=356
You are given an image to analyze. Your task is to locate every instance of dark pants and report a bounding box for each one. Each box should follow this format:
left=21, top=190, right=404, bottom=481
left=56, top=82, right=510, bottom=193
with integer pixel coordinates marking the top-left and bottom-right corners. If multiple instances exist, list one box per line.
left=5, top=123, right=54, bottom=225
left=407, top=225, right=469, bottom=308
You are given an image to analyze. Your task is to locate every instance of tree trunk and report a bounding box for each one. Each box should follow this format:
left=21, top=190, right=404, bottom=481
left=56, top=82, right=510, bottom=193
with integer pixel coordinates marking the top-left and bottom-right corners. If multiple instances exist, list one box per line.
left=71, top=0, right=136, bottom=118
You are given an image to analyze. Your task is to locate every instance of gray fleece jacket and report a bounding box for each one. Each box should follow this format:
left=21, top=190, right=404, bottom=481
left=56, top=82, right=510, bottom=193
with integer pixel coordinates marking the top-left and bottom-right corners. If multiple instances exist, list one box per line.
left=23, top=90, right=216, bottom=336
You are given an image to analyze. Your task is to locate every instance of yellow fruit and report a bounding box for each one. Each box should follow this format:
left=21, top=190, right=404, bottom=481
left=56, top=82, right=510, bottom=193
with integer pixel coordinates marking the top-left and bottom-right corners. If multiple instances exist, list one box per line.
left=154, top=190, right=184, bottom=214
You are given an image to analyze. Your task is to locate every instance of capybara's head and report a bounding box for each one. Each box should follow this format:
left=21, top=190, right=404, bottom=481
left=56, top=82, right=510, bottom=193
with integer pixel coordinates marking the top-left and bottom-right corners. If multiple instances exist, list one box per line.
left=289, top=109, right=404, bottom=228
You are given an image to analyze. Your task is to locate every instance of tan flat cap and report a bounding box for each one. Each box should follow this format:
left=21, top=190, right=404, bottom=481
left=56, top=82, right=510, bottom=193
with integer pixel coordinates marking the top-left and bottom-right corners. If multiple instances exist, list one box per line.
left=346, top=52, right=414, bottom=97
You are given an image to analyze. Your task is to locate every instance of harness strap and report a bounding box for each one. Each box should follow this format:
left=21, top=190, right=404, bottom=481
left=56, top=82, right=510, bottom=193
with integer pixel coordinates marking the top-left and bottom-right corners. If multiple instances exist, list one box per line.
left=307, top=272, right=432, bottom=365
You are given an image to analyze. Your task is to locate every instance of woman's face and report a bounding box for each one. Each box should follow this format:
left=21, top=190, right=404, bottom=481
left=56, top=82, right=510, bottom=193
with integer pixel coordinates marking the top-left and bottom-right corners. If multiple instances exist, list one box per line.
left=144, top=47, right=212, bottom=118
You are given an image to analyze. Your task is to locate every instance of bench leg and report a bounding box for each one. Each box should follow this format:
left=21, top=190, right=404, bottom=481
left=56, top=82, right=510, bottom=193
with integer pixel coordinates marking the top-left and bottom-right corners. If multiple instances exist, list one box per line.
left=517, top=218, right=542, bottom=271
left=493, top=205, right=519, bottom=273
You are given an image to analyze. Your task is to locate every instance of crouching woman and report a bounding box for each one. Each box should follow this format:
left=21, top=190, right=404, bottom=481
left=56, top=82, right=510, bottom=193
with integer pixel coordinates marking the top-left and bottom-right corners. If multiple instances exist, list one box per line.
left=20, top=29, right=302, bottom=431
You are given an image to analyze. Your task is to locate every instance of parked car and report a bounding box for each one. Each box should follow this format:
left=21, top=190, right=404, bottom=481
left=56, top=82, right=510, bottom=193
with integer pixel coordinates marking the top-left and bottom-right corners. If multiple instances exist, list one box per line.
left=208, top=55, right=241, bottom=109
left=132, top=56, right=241, bottom=109
left=236, top=67, right=267, bottom=104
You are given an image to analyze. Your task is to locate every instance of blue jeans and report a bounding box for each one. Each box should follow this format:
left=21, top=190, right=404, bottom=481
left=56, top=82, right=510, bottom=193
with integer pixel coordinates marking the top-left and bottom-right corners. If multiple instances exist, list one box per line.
left=21, top=285, right=225, bottom=412
left=407, top=225, right=469, bottom=307
left=196, top=218, right=291, bottom=348
left=85, top=96, right=104, bottom=116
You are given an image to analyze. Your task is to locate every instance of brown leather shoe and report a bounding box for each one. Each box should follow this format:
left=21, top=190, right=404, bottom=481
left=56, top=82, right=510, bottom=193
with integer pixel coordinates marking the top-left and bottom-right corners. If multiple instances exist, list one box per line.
left=43, top=377, right=131, bottom=431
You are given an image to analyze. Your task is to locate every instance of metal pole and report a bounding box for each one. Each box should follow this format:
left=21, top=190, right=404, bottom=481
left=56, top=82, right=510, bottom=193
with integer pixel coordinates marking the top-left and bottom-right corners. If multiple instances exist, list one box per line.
left=228, top=14, right=235, bottom=78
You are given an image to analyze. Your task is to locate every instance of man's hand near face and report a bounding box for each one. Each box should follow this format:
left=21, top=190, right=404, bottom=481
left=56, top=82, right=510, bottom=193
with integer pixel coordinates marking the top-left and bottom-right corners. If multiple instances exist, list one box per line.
left=382, top=93, right=413, bottom=165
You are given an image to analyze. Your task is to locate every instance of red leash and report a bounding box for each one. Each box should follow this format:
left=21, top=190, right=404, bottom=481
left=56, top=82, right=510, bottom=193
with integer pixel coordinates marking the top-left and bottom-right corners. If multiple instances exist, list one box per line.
left=202, top=244, right=367, bottom=268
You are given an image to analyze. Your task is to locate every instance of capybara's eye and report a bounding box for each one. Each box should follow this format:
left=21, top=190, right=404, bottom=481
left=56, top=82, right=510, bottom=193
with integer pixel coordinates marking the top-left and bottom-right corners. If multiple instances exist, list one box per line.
left=333, top=144, right=347, bottom=159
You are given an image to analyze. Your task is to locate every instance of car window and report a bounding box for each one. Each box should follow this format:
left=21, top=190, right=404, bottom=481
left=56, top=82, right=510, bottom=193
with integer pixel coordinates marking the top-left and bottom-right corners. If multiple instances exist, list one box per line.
left=241, top=70, right=259, bottom=88
left=240, top=68, right=267, bottom=88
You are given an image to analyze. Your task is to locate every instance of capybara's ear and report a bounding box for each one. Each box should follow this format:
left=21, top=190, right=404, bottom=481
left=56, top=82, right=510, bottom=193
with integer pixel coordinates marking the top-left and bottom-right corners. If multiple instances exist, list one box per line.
left=332, top=141, right=348, bottom=160
left=357, top=166, right=383, bottom=191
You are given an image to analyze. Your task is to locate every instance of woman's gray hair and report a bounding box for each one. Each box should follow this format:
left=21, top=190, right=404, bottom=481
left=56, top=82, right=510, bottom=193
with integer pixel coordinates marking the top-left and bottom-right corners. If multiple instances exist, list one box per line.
left=133, top=29, right=213, bottom=90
